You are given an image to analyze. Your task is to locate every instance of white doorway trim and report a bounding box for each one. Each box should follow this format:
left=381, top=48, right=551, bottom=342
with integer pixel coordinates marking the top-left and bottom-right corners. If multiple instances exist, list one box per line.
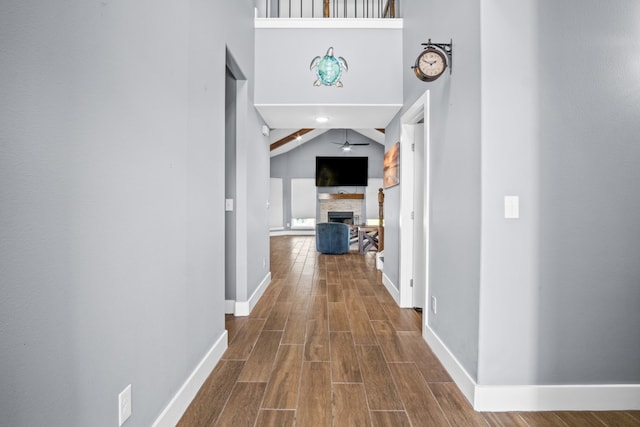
left=398, top=90, right=430, bottom=319
left=398, top=124, right=415, bottom=308
left=412, top=123, right=426, bottom=310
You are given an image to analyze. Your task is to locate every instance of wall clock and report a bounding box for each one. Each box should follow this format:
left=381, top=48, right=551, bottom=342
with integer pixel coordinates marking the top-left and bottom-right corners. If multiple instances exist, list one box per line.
left=412, top=39, right=453, bottom=82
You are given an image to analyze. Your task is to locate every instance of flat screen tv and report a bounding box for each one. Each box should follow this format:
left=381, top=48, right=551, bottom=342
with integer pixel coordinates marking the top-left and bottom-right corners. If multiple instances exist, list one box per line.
left=315, top=156, right=368, bottom=187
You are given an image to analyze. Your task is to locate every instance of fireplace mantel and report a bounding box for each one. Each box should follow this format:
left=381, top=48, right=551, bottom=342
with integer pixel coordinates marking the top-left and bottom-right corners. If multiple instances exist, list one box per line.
left=317, top=193, right=364, bottom=200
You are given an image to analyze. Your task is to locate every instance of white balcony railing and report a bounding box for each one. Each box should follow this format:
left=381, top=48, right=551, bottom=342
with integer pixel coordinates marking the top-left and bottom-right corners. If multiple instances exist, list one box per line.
left=259, top=0, right=397, bottom=19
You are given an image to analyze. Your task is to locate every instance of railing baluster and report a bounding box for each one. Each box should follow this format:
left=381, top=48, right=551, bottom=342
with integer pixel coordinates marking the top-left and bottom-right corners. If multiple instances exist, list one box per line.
left=264, top=0, right=398, bottom=19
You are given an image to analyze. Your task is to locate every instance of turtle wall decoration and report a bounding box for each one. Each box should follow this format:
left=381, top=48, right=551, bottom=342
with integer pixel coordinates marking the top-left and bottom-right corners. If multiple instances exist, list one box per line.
left=310, top=47, right=348, bottom=87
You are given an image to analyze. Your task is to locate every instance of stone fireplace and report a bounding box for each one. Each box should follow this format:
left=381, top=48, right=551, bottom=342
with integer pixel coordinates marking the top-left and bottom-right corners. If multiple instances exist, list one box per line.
left=318, top=193, right=364, bottom=225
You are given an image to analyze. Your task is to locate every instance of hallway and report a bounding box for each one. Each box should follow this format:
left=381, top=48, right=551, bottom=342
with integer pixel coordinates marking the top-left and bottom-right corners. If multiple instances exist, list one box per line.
left=178, top=236, right=640, bottom=427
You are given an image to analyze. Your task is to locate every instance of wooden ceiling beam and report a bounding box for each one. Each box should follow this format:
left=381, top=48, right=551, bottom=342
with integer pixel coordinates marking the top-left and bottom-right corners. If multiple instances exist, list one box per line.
left=270, top=128, right=315, bottom=151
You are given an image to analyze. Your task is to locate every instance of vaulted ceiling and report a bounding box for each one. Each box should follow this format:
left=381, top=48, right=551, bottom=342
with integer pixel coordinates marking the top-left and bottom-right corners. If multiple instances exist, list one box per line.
left=269, top=128, right=385, bottom=157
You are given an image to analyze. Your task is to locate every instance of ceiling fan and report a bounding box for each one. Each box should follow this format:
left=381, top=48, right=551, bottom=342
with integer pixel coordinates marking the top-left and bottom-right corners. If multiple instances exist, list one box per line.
left=331, top=129, right=370, bottom=151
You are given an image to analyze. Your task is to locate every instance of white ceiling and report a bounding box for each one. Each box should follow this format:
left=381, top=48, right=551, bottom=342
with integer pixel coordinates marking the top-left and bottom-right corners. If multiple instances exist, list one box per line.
left=256, top=104, right=402, bottom=129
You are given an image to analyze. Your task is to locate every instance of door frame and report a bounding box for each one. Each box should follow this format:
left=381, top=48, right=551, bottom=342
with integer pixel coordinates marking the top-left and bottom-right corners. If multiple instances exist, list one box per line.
left=225, top=49, right=250, bottom=315
left=412, top=122, right=426, bottom=310
left=399, top=90, right=431, bottom=324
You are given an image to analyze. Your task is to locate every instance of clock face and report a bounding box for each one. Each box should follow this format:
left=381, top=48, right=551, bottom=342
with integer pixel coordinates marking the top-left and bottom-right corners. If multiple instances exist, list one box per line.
left=415, top=48, right=447, bottom=81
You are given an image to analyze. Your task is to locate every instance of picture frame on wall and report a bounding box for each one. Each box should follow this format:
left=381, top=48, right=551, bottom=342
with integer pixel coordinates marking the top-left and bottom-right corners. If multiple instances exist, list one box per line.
left=383, top=142, right=400, bottom=188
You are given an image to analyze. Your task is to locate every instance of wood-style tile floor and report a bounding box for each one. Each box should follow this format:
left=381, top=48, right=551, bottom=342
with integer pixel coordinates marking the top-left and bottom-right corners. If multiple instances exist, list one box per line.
left=178, top=236, right=640, bottom=427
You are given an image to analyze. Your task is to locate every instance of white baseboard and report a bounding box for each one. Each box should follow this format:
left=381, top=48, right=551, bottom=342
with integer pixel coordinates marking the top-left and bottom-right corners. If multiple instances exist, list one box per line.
left=382, top=272, right=399, bottom=304
left=270, top=229, right=315, bottom=236
left=235, top=303, right=250, bottom=316
left=152, top=330, right=228, bottom=427
left=422, top=325, right=640, bottom=411
left=225, top=300, right=235, bottom=314
left=235, top=272, right=271, bottom=316
left=422, top=324, right=477, bottom=405
left=474, top=383, right=640, bottom=412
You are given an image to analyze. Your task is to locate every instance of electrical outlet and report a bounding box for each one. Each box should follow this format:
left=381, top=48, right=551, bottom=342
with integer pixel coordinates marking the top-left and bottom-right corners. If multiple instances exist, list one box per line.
left=431, top=296, right=437, bottom=314
left=118, top=384, right=132, bottom=426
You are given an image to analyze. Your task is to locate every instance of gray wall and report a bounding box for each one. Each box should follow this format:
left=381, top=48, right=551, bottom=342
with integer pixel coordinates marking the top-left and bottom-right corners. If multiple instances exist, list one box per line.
left=255, top=28, right=402, bottom=106
left=0, top=0, right=269, bottom=425
left=392, top=0, right=640, bottom=387
left=477, top=0, right=640, bottom=386
left=380, top=120, right=401, bottom=287
left=230, top=5, right=272, bottom=302
left=477, top=0, right=541, bottom=386
left=386, top=0, right=482, bottom=380
left=245, top=104, right=272, bottom=300
left=271, top=129, right=384, bottom=229
left=535, top=0, right=640, bottom=384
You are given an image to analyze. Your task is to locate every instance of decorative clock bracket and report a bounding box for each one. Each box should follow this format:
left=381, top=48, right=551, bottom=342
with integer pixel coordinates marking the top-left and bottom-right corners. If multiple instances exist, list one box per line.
left=421, top=39, right=453, bottom=74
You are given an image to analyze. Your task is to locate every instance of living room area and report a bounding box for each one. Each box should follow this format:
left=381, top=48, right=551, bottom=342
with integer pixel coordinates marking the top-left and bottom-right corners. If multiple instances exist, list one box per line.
left=269, top=128, right=385, bottom=246
left=269, top=128, right=389, bottom=268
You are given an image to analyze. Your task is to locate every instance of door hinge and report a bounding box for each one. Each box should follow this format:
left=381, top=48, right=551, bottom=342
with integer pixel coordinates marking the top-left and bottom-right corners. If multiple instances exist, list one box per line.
left=411, top=143, right=415, bottom=152
left=411, top=211, right=415, bottom=220
left=409, top=279, right=414, bottom=288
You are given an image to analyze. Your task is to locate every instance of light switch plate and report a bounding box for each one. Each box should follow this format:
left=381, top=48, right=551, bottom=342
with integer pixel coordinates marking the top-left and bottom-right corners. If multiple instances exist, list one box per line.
left=504, top=196, right=520, bottom=219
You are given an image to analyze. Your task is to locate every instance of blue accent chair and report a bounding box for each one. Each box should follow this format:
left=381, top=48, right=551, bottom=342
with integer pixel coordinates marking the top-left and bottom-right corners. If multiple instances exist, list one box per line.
left=316, top=222, right=351, bottom=254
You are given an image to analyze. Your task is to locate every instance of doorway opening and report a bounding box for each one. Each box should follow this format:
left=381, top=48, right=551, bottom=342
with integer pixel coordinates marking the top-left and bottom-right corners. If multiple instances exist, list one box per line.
left=399, top=90, right=431, bottom=333
left=225, top=49, right=248, bottom=315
